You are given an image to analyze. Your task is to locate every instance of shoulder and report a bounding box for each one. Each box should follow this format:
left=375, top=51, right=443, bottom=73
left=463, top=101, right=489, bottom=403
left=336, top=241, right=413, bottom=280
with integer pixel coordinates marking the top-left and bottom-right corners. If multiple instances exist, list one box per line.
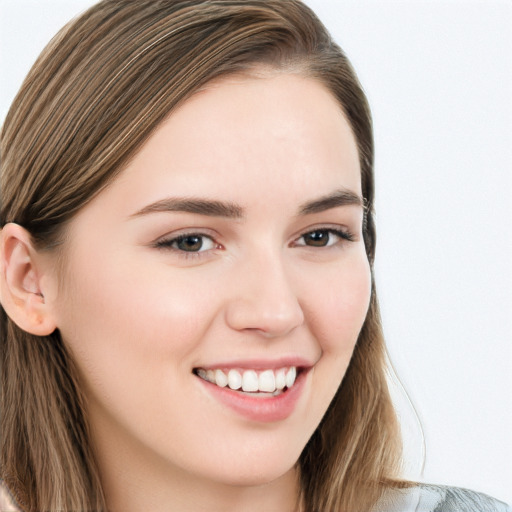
left=415, top=484, right=512, bottom=512
left=374, top=483, right=512, bottom=512
left=0, top=482, right=21, bottom=512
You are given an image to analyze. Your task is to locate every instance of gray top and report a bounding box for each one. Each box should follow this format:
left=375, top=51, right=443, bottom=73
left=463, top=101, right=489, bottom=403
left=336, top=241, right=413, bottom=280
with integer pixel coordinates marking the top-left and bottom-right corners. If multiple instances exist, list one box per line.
left=373, top=484, right=511, bottom=512
left=1, top=481, right=510, bottom=511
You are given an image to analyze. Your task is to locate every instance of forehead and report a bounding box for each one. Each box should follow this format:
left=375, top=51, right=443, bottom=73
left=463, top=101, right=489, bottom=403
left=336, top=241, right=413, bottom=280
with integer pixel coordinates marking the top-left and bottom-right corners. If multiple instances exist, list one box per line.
left=118, top=72, right=361, bottom=197
left=67, top=72, right=362, bottom=237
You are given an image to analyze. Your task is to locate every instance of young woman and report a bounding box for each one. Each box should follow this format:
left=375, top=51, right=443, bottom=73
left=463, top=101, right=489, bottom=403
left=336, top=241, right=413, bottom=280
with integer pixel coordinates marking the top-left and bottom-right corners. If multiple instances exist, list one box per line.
left=0, top=1, right=510, bottom=511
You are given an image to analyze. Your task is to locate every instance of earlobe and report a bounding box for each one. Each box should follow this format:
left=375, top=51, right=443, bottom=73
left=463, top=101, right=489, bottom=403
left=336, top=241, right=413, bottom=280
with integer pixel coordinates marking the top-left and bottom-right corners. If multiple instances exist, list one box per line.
left=0, top=223, right=57, bottom=336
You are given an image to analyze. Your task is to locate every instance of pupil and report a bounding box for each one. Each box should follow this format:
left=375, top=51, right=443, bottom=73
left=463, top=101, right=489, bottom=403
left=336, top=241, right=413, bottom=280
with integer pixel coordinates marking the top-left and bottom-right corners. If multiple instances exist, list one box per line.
left=178, top=236, right=203, bottom=251
left=305, top=231, right=328, bottom=247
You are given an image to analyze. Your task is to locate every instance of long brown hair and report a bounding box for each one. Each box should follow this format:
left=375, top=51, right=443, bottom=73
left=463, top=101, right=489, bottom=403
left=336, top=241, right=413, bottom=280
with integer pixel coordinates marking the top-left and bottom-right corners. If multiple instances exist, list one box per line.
left=0, top=1, right=402, bottom=510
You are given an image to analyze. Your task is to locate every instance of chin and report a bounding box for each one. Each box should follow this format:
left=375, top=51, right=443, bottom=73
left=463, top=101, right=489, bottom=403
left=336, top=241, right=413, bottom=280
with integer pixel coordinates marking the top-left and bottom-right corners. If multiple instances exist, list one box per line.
left=213, top=464, right=297, bottom=488
left=195, top=444, right=301, bottom=488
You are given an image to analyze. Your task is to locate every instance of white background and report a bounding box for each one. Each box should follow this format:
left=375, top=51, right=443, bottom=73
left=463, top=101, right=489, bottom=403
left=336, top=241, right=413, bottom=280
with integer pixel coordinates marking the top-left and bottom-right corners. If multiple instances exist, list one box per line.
left=1, top=0, right=511, bottom=504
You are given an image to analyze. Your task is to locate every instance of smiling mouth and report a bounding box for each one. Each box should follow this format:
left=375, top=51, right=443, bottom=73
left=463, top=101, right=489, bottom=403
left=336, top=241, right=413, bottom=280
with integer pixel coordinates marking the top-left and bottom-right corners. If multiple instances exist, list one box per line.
left=193, top=366, right=298, bottom=396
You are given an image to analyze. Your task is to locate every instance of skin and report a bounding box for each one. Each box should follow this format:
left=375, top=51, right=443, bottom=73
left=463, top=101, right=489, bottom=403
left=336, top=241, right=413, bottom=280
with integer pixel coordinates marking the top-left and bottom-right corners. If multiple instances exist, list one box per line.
left=2, top=72, right=371, bottom=511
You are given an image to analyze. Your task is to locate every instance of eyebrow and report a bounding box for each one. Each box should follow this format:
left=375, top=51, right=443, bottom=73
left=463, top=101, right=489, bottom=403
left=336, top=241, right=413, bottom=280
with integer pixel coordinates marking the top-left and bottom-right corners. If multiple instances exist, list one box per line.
left=298, top=188, right=364, bottom=215
left=130, top=188, right=364, bottom=219
left=130, top=197, right=244, bottom=219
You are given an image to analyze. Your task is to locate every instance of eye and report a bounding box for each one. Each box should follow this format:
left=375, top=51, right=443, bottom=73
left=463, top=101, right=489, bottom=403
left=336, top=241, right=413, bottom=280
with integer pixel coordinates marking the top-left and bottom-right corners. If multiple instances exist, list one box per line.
left=295, top=228, right=354, bottom=248
left=156, top=233, right=217, bottom=253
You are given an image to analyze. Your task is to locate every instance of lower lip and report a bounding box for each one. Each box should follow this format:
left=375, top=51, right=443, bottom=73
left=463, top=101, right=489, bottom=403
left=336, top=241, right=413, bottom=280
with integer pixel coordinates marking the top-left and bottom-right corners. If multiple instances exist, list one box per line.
left=197, top=370, right=308, bottom=423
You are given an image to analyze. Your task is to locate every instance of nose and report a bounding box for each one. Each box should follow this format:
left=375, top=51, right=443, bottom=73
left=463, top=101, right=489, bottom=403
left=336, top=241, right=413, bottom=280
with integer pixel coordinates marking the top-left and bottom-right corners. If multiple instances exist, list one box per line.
left=224, top=252, right=305, bottom=338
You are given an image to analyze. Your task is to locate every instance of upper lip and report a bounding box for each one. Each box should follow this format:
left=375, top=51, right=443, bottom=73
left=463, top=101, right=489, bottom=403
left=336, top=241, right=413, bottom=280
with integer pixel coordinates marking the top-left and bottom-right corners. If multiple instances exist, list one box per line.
left=194, top=356, right=316, bottom=371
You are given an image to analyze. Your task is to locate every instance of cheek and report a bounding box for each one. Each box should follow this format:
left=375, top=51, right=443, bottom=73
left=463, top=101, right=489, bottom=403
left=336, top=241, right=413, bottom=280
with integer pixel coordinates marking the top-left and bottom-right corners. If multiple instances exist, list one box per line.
left=299, top=253, right=371, bottom=430
left=59, top=251, right=218, bottom=348
left=55, top=250, right=223, bottom=412
left=305, top=254, right=371, bottom=354
left=55, top=253, right=225, bottom=444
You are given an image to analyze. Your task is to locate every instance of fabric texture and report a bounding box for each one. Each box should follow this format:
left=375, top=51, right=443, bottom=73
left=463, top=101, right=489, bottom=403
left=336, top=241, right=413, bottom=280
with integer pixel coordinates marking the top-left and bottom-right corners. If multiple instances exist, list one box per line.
left=373, top=483, right=512, bottom=512
left=1, top=480, right=510, bottom=511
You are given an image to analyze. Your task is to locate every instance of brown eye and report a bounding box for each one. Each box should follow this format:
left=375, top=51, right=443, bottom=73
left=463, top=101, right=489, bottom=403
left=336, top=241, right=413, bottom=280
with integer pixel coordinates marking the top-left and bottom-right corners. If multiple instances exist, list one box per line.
left=175, top=235, right=204, bottom=252
left=303, top=230, right=331, bottom=247
left=295, top=228, right=354, bottom=248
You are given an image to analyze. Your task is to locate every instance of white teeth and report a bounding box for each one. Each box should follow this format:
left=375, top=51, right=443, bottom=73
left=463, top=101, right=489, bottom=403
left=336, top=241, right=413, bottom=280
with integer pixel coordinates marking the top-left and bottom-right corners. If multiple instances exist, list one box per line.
left=197, top=366, right=298, bottom=392
left=285, top=367, right=297, bottom=388
left=242, top=370, right=259, bottom=392
left=275, top=369, right=286, bottom=390
left=228, top=369, right=242, bottom=390
left=258, top=370, right=276, bottom=392
left=215, top=369, right=228, bottom=388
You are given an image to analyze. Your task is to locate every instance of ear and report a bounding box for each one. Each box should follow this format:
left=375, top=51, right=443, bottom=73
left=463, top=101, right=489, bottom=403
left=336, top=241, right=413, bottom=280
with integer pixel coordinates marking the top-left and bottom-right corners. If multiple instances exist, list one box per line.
left=0, top=223, right=58, bottom=336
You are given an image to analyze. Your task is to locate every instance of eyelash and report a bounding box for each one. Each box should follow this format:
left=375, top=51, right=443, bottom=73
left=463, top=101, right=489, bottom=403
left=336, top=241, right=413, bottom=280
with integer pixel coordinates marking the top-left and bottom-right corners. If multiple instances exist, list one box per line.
left=292, top=228, right=355, bottom=247
left=154, top=227, right=355, bottom=258
left=154, top=232, right=220, bottom=259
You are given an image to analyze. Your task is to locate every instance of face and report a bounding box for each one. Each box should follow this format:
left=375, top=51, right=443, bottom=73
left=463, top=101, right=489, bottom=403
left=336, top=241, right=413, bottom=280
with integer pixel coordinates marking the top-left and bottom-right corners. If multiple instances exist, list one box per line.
left=52, top=73, right=371, bottom=491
